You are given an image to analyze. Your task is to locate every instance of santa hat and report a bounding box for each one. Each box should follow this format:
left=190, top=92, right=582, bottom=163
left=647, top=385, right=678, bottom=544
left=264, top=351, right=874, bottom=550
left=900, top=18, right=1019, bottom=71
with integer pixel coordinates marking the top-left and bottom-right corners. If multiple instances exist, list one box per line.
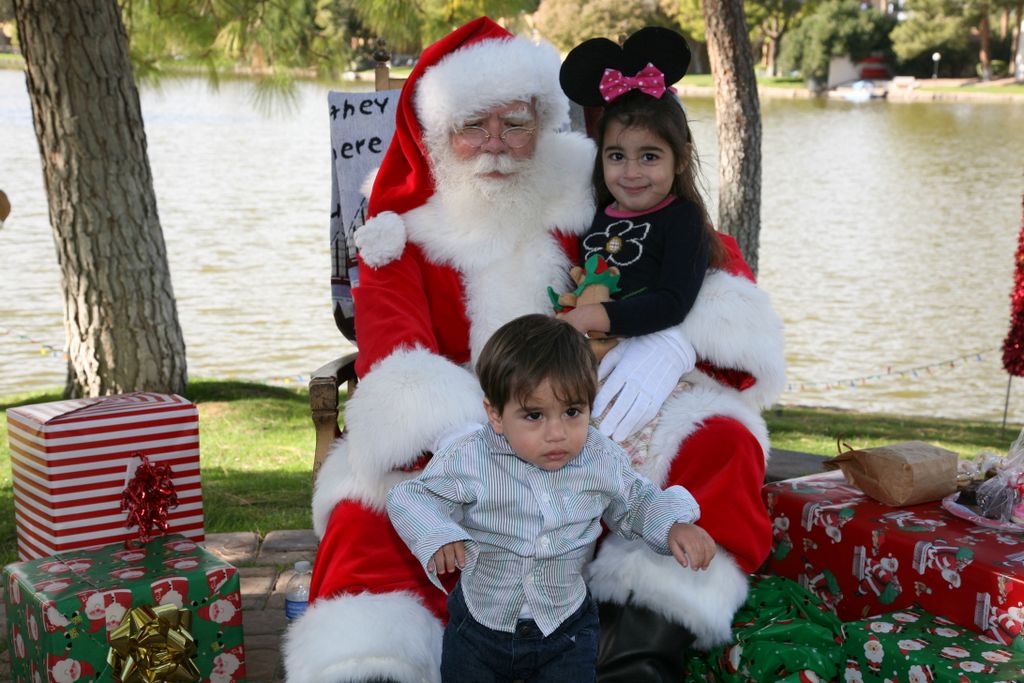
left=367, top=16, right=568, bottom=223
left=206, top=566, right=236, bottom=594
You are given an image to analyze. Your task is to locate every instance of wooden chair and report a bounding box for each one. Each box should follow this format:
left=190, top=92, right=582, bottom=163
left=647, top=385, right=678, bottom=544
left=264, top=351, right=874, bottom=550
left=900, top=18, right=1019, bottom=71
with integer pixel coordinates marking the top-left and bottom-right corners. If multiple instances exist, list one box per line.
left=309, top=41, right=405, bottom=480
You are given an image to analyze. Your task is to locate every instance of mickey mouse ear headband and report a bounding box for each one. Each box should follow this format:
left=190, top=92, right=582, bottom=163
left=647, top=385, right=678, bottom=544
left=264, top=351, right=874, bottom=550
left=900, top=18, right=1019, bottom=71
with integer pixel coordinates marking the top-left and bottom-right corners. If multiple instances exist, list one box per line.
left=559, top=27, right=691, bottom=107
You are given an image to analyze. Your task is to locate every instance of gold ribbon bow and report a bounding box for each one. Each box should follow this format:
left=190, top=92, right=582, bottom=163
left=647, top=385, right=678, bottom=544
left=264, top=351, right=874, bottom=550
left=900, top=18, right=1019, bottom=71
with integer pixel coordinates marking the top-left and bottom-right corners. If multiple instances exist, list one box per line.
left=107, top=604, right=200, bottom=683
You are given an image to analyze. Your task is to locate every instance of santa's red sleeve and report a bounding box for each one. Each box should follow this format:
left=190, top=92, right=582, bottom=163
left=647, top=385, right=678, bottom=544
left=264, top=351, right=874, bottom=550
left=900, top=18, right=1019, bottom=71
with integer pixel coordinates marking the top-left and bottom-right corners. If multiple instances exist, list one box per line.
left=666, top=416, right=771, bottom=573
left=338, top=241, right=486, bottom=480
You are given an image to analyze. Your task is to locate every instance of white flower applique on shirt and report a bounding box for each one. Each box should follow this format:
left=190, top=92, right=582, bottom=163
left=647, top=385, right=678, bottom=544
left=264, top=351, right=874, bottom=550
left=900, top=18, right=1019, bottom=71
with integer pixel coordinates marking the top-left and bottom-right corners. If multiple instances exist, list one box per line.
left=583, top=219, right=650, bottom=268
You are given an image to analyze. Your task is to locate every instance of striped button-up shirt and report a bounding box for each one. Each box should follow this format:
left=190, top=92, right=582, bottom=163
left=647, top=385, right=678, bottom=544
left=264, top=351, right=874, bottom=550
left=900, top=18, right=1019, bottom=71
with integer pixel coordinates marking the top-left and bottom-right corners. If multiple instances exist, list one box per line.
left=386, top=425, right=701, bottom=636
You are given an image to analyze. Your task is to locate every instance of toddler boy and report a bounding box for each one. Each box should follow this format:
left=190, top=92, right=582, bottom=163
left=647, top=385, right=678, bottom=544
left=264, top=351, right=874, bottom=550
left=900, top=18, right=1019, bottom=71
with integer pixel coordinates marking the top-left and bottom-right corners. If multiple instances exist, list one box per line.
left=386, top=314, right=714, bottom=682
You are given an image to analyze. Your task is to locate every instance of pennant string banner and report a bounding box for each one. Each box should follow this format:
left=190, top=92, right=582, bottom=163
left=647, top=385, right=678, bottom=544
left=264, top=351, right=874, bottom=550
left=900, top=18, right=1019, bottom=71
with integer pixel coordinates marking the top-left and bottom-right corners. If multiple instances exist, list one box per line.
left=0, top=327, right=64, bottom=359
left=786, top=347, right=999, bottom=392
left=3, top=326, right=998, bottom=394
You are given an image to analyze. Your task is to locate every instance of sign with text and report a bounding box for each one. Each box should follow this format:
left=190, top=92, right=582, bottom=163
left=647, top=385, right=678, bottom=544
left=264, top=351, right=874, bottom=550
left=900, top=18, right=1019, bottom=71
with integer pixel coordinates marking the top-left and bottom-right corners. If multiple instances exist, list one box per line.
left=328, top=89, right=399, bottom=340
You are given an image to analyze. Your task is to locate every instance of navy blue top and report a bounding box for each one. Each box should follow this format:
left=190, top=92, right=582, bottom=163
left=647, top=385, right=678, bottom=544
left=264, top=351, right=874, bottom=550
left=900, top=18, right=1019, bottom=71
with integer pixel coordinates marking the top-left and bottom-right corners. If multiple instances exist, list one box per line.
left=580, top=196, right=709, bottom=337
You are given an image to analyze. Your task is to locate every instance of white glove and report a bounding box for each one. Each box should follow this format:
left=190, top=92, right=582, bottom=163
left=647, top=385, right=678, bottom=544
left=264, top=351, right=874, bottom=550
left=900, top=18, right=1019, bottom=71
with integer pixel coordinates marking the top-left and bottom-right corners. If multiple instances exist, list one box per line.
left=431, top=421, right=485, bottom=454
left=593, top=327, right=697, bottom=442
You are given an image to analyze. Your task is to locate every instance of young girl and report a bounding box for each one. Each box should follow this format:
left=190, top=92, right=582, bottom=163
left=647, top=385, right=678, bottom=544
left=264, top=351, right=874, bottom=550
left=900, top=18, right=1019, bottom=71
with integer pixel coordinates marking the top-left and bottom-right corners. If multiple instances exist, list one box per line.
left=557, top=27, right=729, bottom=454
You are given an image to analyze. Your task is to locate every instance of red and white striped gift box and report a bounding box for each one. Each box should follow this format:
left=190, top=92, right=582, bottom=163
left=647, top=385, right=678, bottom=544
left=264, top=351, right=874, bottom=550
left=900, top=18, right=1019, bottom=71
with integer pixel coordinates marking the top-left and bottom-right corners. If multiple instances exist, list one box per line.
left=6, top=393, right=204, bottom=560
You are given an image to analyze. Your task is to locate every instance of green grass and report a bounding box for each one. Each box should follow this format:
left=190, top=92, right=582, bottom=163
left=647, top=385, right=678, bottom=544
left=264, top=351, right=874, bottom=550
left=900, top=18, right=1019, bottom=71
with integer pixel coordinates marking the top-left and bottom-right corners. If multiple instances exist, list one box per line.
left=681, top=74, right=714, bottom=88
left=0, top=53, right=24, bottom=70
left=757, top=76, right=806, bottom=89
left=2, top=383, right=1019, bottom=569
left=919, top=82, right=1024, bottom=95
left=766, top=405, right=1016, bottom=458
left=679, top=74, right=807, bottom=90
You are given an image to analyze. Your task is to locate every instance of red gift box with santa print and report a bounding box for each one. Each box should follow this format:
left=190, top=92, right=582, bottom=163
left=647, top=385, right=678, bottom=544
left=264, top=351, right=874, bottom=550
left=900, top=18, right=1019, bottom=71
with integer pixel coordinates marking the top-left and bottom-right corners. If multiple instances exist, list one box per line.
left=6, top=392, right=204, bottom=560
left=763, top=471, right=1024, bottom=648
left=2, top=534, right=245, bottom=683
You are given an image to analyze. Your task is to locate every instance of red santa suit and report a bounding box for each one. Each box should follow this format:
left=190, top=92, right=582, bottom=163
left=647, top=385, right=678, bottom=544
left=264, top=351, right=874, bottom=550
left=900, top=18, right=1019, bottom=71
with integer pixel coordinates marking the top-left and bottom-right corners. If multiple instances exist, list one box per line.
left=283, top=16, right=786, bottom=682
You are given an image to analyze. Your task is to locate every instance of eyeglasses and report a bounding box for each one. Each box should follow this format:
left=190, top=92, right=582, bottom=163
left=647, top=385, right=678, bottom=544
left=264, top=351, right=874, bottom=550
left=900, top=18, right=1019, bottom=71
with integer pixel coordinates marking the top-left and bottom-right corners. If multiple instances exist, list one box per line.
left=453, top=126, right=536, bottom=149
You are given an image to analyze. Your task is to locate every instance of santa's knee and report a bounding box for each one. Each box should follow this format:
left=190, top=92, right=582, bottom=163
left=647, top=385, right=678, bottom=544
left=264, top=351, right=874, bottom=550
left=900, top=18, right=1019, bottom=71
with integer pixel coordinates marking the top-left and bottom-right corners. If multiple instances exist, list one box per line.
left=596, top=598, right=697, bottom=683
left=283, top=591, right=443, bottom=683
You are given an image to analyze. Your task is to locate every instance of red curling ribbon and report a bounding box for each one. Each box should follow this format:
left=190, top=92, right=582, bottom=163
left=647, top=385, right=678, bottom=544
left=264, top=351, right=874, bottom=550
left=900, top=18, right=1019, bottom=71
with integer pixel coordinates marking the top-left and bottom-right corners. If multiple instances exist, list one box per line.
left=121, top=454, right=179, bottom=547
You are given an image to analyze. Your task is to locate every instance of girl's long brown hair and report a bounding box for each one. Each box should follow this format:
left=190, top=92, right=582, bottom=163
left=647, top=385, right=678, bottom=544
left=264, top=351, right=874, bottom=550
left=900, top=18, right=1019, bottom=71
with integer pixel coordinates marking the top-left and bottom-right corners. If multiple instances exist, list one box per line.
left=592, top=91, right=727, bottom=268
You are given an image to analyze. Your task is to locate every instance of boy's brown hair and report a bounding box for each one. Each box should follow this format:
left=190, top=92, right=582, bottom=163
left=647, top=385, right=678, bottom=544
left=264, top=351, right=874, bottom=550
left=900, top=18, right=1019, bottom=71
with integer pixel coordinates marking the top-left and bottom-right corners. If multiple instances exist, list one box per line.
left=476, top=314, right=598, bottom=411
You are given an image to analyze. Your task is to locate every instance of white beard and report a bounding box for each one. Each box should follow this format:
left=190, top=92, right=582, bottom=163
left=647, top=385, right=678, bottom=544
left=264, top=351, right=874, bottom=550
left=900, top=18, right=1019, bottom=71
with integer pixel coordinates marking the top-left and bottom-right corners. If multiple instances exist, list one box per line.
left=414, top=136, right=578, bottom=361
left=427, top=141, right=555, bottom=253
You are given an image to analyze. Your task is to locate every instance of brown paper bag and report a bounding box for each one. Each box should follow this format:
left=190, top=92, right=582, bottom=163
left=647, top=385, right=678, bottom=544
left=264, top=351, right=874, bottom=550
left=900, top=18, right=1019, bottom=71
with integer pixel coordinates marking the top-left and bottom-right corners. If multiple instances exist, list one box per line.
left=822, top=441, right=958, bottom=506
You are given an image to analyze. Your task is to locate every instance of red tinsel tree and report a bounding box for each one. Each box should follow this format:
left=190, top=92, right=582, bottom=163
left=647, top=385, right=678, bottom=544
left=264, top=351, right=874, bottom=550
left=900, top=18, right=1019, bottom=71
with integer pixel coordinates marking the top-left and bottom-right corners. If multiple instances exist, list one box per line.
left=1003, top=196, right=1024, bottom=377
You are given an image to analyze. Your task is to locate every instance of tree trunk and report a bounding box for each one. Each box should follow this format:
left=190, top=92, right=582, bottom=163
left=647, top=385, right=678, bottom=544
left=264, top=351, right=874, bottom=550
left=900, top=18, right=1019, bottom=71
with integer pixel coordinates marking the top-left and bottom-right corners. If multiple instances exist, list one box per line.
left=702, top=0, right=763, bottom=274
left=980, top=13, right=992, bottom=80
left=14, top=0, right=188, bottom=397
left=1012, top=2, right=1023, bottom=75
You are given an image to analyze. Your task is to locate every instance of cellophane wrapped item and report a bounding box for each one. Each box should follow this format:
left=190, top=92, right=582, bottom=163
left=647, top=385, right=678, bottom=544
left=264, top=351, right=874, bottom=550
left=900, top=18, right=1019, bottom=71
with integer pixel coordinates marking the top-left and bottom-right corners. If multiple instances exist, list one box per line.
left=976, top=426, right=1024, bottom=524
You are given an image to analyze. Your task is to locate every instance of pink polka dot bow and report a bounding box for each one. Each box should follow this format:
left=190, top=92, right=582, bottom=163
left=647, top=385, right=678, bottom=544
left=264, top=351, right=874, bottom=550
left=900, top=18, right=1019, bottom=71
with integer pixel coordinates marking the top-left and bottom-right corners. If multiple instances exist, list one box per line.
left=598, top=63, right=676, bottom=102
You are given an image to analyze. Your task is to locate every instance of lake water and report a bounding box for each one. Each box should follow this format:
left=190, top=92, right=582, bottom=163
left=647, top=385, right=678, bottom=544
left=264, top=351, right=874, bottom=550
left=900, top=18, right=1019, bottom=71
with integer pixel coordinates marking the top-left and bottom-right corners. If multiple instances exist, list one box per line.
left=2, top=71, right=1023, bottom=424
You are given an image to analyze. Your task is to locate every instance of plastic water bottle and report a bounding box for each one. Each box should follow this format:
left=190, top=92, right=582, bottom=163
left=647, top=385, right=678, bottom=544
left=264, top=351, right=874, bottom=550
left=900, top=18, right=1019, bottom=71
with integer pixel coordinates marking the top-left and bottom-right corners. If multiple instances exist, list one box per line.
left=284, top=560, right=312, bottom=621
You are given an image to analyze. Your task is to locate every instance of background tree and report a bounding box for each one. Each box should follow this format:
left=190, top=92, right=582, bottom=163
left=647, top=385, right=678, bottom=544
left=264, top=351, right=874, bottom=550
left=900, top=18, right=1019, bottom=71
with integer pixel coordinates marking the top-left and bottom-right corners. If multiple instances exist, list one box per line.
left=746, top=0, right=809, bottom=75
left=778, top=0, right=894, bottom=83
left=977, top=0, right=994, bottom=79
left=660, top=0, right=712, bottom=71
left=13, top=0, right=187, bottom=397
left=121, top=0, right=363, bottom=80
left=356, top=0, right=538, bottom=53
left=702, top=0, right=764, bottom=272
left=891, top=0, right=1018, bottom=79
left=890, top=0, right=974, bottom=75
left=535, top=0, right=675, bottom=51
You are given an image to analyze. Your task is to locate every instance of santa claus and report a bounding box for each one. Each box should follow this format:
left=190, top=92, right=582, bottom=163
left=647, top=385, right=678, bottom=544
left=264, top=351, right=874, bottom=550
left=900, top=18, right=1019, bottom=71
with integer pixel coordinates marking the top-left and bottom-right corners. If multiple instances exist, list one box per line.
left=46, top=655, right=92, bottom=683
left=283, top=16, right=784, bottom=683
left=209, top=645, right=246, bottom=683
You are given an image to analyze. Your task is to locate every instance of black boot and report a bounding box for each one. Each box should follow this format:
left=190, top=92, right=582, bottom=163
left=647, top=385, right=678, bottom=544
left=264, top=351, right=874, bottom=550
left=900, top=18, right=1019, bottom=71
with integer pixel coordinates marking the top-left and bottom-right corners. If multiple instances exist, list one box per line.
left=596, top=599, right=697, bottom=683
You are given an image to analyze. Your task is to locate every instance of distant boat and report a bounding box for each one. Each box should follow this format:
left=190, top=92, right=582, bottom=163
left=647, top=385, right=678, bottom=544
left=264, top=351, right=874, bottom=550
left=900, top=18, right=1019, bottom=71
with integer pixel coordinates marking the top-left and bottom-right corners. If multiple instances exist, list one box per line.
left=835, top=80, right=887, bottom=102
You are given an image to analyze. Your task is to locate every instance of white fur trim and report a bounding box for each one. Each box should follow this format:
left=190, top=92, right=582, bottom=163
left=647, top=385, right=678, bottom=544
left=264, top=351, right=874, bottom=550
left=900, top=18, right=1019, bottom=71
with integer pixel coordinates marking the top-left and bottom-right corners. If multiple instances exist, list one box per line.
left=355, top=211, right=406, bottom=268
left=360, top=167, right=379, bottom=198
left=637, top=381, right=770, bottom=489
left=584, top=535, right=748, bottom=649
left=681, top=269, right=786, bottom=409
left=283, top=591, right=442, bottom=683
left=311, top=438, right=424, bottom=534
left=345, top=346, right=486, bottom=478
left=535, top=132, right=597, bottom=235
left=415, top=36, right=568, bottom=137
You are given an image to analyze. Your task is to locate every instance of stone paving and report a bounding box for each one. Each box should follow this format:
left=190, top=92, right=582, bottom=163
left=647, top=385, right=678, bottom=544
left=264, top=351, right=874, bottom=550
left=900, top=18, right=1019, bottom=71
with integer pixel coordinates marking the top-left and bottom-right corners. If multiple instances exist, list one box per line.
left=0, top=529, right=318, bottom=683
left=204, top=528, right=319, bottom=683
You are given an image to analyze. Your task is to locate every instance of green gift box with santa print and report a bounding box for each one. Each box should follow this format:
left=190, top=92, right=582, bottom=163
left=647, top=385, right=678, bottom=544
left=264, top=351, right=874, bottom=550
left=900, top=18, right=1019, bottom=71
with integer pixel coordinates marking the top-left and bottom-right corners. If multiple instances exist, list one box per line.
left=842, top=608, right=1024, bottom=682
left=3, top=533, right=246, bottom=682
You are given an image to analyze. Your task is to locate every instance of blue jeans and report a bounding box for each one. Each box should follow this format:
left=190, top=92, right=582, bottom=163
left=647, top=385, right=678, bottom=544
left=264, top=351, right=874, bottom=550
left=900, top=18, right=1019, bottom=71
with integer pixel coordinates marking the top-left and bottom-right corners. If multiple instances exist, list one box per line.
left=441, top=581, right=599, bottom=683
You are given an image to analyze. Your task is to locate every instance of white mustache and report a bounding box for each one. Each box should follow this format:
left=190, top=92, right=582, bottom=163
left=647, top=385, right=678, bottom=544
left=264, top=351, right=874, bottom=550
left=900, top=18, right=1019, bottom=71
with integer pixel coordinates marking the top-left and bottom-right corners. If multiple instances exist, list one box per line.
left=469, top=153, right=527, bottom=176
